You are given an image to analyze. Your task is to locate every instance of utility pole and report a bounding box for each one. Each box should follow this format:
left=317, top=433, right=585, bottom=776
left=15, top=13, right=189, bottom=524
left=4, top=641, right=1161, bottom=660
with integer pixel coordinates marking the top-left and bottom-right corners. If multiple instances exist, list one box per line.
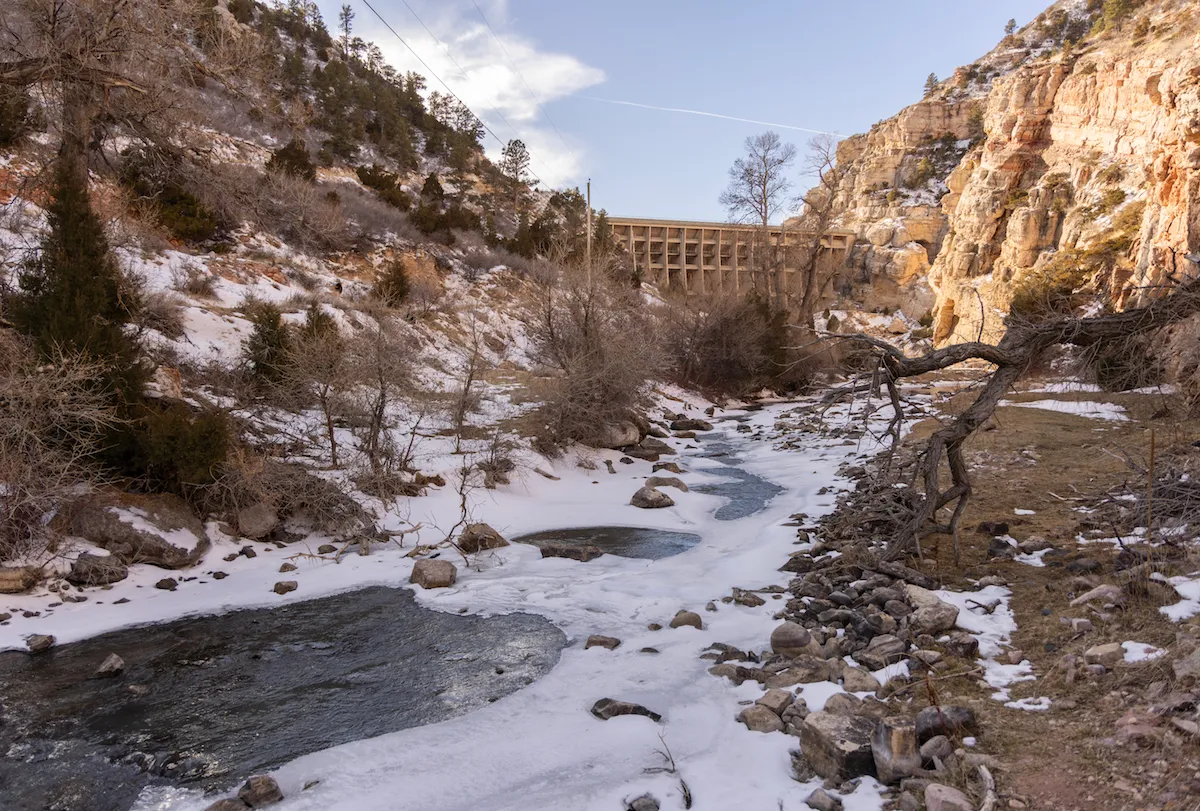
left=586, top=178, right=592, bottom=283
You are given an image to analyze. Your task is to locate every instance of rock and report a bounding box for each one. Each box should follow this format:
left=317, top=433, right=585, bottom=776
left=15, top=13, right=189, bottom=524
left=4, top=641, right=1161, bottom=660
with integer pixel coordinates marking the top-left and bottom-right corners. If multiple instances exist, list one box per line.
left=1173, top=647, right=1200, bottom=681
left=767, top=655, right=840, bottom=688
left=738, top=704, right=785, bottom=733
left=805, top=788, right=844, bottom=811
left=155, top=578, right=178, bottom=591
left=644, top=476, right=688, bottom=492
left=205, top=800, right=250, bottom=811
left=628, top=795, right=660, bottom=811
left=317, top=544, right=337, bottom=554
left=625, top=437, right=675, bottom=461
left=1084, top=642, right=1123, bottom=668
left=823, top=693, right=863, bottom=716
left=771, top=621, right=814, bottom=657
left=585, top=635, right=621, bottom=650
left=652, top=462, right=683, bottom=474
left=872, top=717, right=921, bottom=783
left=93, top=653, right=124, bottom=678
left=669, top=610, right=702, bottom=630
left=593, top=421, right=641, bottom=449
left=540, top=544, right=604, bottom=562
left=272, top=580, right=298, bottom=595
left=941, top=631, right=979, bottom=659
left=799, top=711, right=876, bottom=781
left=1070, top=584, right=1125, bottom=607
left=590, top=697, right=662, bottom=722
left=915, top=706, right=977, bottom=741
left=26, top=634, right=55, bottom=654
left=843, top=667, right=881, bottom=692
left=278, top=562, right=297, bottom=573
left=670, top=418, right=713, bottom=432
left=976, top=521, right=1009, bottom=536
left=855, top=635, right=907, bottom=670
left=0, top=566, right=40, bottom=594
left=70, top=492, right=209, bottom=569
left=239, top=546, right=257, bottom=559
left=920, top=735, right=953, bottom=763
left=925, top=784, right=974, bottom=811
left=237, top=775, right=284, bottom=807
left=906, top=585, right=960, bottom=635
left=631, top=487, right=675, bottom=509
left=457, top=523, right=510, bottom=554
left=756, top=688, right=794, bottom=715
left=0, top=612, right=10, bottom=622
left=410, top=559, right=457, bottom=589
left=236, top=503, right=279, bottom=540
left=898, top=791, right=921, bottom=811
left=66, top=553, right=129, bottom=587
left=1066, top=557, right=1101, bottom=574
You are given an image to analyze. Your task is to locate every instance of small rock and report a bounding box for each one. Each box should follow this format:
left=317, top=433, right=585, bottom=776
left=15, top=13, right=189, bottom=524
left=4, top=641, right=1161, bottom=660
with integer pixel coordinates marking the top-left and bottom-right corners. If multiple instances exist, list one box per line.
left=1066, top=557, right=1101, bottom=574
left=771, top=621, right=814, bottom=657
left=872, top=716, right=921, bottom=783
left=155, top=578, right=178, bottom=591
left=236, top=502, right=279, bottom=540
left=738, top=704, right=785, bottom=733
left=630, top=486, right=675, bottom=509
left=66, top=553, right=129, bottom=587
left=941, top=632, right=979, bottom=659
left=410, top=559, right=457, bottom=589
left=211, top=572, right=228, bottom=580
left=977, top=521, right=1009, bottom=536
left=540, top=544, right=605, bottom=562
left=585, top=635, right=621, bottom=650
left=669, top=610, right=703, bottom=630
left=1084, top=642, right=1123, bottom=668
left=652, top=462, right=683, bottom=474
left=705, top=601, right=717, bottom=612
left=915, top=706, right=977, bottom=741
left=628, top=795, right=660, bottom=811
left=645, top=476, right=688, bottom=492
left=1070, top=584, right=1125, bottom=607
left=317, top=544, right=337, bottom=554
left=854, top=634, right=907, bottom=670
left=238, top=774, right=284, bottom=808
left=799, top=711, right=876, bottom=781
left=590, top=697, right=662, bottom=722
left=805, top=788, right=843, bottom=811
left=898, top=791, right=921, bottom=811
left=457, top=523, right=510, bottom=554
left=278, top=563, right=297, bottom=573
left=93, top=653, right=124, bottom=678
left=756, top=688, right=794, bottom=716
left=26, top=634, right=55, bottom=654
left=670, top=418, right=713, bottom=431
left=906, top=585, right=959, bottom=635
left=240, top=546, right=257, bottom=559
left=920, top=735, right=953, bottom=763
left=273, top=581, right=298, bottom=595
left=843, top=667, right=881, bottom=693
left=925, top=783, right=973, bottom=811
left=205, top=800, right=250, bottom=811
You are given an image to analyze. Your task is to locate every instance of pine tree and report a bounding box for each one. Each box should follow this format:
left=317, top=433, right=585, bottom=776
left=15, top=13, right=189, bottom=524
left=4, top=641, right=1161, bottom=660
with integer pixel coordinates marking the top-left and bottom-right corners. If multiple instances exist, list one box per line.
left=338, top=4, right=355, bottom=58
left=9, top=163, right=145, bottom=403
left=1005, top=18, right=1017, bottom=36
left=924, top=73, right=939, bottom=96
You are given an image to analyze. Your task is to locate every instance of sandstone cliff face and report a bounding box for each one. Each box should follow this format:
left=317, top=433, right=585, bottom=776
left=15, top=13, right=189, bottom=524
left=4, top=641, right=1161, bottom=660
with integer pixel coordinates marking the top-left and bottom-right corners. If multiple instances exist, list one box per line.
left=829, top=0, right=1200, bottom=349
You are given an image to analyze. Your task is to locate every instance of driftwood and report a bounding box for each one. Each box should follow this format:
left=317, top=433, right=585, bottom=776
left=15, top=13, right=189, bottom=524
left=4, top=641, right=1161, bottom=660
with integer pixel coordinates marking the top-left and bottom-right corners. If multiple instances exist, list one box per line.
left=835, top=279, right=1200, bottom=562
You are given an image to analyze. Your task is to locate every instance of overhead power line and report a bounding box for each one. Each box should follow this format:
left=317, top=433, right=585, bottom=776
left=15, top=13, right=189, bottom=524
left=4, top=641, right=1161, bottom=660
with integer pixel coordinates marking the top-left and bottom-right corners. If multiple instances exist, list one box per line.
left=359, top=0, right=550, bottom=187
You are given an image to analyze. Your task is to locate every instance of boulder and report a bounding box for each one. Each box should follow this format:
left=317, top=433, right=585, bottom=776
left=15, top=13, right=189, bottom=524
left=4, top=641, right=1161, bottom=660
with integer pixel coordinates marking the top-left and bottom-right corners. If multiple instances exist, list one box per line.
left=585, top=635, right=621, bottom=650
left=756, top=688, right=794, bottom=715
left=540, top=544, right=604, bottom=562
left=644, top=476, right=688, bottom=492
left=70, top=492, right=208, bottom=569
left=669, top=610, right=703, bottom=630
left=631, top=487, right=675, bottom=509
left=0, top=566, right=40, bottom=594
left=843, top=667, right=881, bottom=693
left=799, top=711, right=876, bottom=781
left=590, top=697, right=662, bottom=722
left=625, top=437, right=675, bottom=461
left=237, top=775, right=284, bottom=808
left=93, top=653, right=124, bottom=678
left=670, top=418, right=713, bottom=432
left=272, top=581, right=298, bottom=595
left=410, top=559, right=457, bottom=589
left=1084, top=642, right=1123, bottom=668
left=925, top=784, right=974, bottom=811
left=915, top=705, right=977, bottom=741
left=66, top=553, right=129, bottom=587
left=652, top=462, right=683, bottom=474
left=941, top=631, right=979, bottom=659
left=593, top=421, right=641, bottom=449
left=854, top=635, right=907, bottom=670
left=920, top=735, right=954, bottom=763
left=26, top=634, right=55, bottom=654
left=457, top=523, right=510, bottom=554
left=805, top=789, right=843, bottom=811
left=770, top=621, right=814, bottom=657
left=822, top=693, right=863, bottom=716
left=205, top=800, right=250, bottom=811
left=738, top=704, right=785, bottom=733
left=767, top=655, right=840, bottom=688
left=236, top=503, right=279, bottom=540
left=906, top=585, right=959, bottom=635
left=871, top=716, right=921, bottom=783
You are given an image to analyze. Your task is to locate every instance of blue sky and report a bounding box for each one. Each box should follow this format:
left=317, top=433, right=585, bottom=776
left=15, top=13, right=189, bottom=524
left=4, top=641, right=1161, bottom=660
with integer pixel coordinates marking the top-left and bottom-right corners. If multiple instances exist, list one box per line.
left=328, top=0, right=1053, bottom=221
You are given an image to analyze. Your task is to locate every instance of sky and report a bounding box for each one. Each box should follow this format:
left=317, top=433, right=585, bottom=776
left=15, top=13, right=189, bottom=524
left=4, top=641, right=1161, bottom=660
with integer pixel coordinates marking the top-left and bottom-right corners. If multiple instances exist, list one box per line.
left=319, top=0, right=1053, bottom=222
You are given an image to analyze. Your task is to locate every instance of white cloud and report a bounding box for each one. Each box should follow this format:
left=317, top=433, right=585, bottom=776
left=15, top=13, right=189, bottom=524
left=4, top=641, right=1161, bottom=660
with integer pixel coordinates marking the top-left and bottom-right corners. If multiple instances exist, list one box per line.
left=339, top=0, right=604, bottom=187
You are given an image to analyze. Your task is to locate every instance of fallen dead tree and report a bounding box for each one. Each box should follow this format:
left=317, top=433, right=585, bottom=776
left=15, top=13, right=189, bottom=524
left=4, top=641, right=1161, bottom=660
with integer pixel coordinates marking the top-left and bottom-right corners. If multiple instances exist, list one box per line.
left=829, top=278, right=1200, bottom=564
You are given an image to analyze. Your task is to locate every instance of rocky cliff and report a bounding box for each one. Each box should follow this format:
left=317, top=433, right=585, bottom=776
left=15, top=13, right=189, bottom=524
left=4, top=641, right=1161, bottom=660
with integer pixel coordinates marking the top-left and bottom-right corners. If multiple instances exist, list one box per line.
left=830, top=0, right=1200, bottom=356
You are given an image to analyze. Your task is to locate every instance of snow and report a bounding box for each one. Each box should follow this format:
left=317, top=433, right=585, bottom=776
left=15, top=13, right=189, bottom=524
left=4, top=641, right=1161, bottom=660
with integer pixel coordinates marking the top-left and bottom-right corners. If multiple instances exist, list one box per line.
left=109, top=506, right=205, bottom=553
left=1163, top=574, right=1200, bottom=622
left=1000, top=399, right=1129, bottom=421
left=1013, top=549, right=1051, bottom=567
left=1027, top=381, right=1102, bottom=394
left=1014, top=508, right=1036, bottom=516
left=936, top=585, right=1038, bottom=704
left=1121, top=641, right=1166, bottom=663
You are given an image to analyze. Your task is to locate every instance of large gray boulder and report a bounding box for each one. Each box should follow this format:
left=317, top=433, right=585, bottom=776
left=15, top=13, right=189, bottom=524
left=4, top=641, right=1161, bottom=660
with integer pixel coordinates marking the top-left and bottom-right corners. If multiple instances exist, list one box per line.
left=771, top=621, right=816, bottom=657
left=593, top=421, right=641, bottom=449
left=236, top=503, right=279, bottom=540
left=631, top=487, right=675, bottom=509
left=66, top=553, right=129, bottom=587
left=799, top=711, right=876, bottom=781
left=69, top=493, right=209, bottom=569
left=410, top=559, right=457, bottom=589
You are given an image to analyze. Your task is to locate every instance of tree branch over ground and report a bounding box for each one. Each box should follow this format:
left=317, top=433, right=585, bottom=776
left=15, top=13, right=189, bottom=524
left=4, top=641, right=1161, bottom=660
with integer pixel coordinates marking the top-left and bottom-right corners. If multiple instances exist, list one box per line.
left=833, top=278, right=1200, bottom=563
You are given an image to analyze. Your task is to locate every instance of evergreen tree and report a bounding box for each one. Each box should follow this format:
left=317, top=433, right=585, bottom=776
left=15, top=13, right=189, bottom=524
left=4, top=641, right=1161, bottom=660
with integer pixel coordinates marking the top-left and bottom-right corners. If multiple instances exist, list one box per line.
left=338, top=4, right=354, bottom=58
left=8, top=163, right=145, bottom=403
left=1005, top=18, right=1017, bottom=36
left=421, top=173, right=445, bottom=203
left=924, top=73, right=939, bottom=96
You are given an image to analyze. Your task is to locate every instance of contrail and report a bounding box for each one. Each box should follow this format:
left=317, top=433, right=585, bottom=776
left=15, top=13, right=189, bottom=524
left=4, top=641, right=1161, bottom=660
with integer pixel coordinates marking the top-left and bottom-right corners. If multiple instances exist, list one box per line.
left=577, top=95, right=844, bottom=137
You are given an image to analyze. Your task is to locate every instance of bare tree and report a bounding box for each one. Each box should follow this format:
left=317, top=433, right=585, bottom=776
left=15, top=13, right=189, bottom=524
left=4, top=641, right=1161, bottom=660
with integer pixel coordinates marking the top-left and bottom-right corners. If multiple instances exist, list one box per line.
left=285, top=314, right=356, bottom=468
left=834, top=278, right=1200, bottom=564
left=719, top=131, right=797, bottom=298
left=792, top=135, right=849, bottom=335
left=448, top=315, right=491, bottom=454
left=349, top=319, right=412, bottom=477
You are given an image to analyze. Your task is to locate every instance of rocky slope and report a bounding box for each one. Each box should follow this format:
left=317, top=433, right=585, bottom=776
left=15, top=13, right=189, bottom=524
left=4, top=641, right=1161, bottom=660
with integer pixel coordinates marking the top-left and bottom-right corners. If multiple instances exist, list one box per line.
left=830, top=0, right=1200, bottom=359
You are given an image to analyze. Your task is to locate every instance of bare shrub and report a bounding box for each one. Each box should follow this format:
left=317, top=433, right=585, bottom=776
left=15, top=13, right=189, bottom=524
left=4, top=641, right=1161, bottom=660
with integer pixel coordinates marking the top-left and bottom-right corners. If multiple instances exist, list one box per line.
left=283, top=305, right=357, bottom=467
left=0, top=333, right=123, bottom=561
left=348, top=320, right=413, bottom=476
left=174, top=263, right=219, bottom=298
left=448, top=316, right=492, bottom=452
left=659, top=294, right=773, bottom=394
left=135, top=289, right=187, bottom=340
left=524, top=265, right=661, bottom=449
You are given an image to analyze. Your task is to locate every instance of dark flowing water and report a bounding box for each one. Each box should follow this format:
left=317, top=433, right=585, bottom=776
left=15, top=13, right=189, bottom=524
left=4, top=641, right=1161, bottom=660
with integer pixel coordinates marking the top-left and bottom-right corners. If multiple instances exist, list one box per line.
left=689, top=437, right=784, bottom=521
left=512, top=526, right=701, bottom=559
left=0, top=587, right=564, bottom=811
